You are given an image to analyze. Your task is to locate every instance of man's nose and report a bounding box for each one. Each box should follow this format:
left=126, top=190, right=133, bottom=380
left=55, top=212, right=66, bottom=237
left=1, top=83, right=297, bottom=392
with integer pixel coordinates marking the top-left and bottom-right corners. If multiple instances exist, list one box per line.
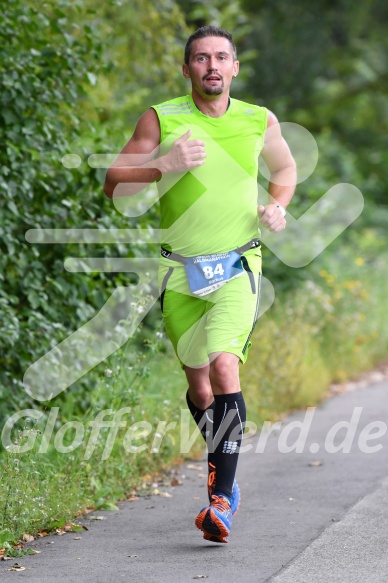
left=207, top=57, right=218, bottom=70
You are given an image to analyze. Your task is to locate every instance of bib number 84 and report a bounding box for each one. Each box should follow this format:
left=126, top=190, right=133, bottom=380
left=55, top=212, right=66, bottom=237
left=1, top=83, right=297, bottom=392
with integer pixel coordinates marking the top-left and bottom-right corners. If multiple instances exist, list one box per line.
left=202, top=263, right=225, bottom=280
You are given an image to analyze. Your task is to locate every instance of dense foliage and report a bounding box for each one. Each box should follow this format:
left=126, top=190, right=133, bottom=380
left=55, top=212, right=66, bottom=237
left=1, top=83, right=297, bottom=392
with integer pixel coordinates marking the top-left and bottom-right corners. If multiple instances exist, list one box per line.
left=0, top=0, right=186, bottom=421
left=1, top=0, right=113, bottom=417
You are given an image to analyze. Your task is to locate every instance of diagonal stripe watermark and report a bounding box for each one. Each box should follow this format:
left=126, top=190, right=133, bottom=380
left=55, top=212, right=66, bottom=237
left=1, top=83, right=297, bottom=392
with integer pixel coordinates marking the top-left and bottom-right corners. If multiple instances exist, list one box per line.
left=23, top=121, right=364, bottom=400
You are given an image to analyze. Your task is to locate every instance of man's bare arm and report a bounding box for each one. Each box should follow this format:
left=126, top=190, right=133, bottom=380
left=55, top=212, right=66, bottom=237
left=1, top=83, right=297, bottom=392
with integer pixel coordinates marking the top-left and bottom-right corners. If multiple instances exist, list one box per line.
left=258, top=110, right=297, bottom=232
left=104, top=108, right=206, bottom=199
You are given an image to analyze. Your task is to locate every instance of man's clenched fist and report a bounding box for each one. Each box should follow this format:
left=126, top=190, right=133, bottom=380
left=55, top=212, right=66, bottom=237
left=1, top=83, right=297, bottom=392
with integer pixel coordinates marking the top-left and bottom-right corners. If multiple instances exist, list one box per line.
left=258, top=204, right=287, bottom=232
left=162, top=129, right=206, bottom=173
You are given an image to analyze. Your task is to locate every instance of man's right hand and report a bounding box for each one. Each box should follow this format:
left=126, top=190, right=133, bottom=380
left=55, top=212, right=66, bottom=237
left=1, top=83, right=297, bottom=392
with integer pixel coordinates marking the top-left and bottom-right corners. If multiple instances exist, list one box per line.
left=104, top=110, right=206, bottom=198
left=160, top=129, right=206, bottom=173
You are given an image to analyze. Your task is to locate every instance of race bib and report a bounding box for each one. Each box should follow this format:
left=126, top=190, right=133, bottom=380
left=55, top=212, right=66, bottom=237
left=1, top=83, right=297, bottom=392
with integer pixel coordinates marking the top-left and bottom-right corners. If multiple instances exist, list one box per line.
left=185, top=250, right=244, bottom=296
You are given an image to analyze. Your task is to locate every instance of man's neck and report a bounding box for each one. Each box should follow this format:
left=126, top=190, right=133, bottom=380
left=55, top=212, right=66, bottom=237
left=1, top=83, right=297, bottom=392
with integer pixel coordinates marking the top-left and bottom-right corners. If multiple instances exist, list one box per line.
left=191, top=91, right=230, bottom=118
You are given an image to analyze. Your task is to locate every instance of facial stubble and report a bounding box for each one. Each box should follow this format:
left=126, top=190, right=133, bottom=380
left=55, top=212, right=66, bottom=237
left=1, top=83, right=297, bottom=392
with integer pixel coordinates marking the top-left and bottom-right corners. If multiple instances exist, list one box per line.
left=202, top=80, right=224, bottom=96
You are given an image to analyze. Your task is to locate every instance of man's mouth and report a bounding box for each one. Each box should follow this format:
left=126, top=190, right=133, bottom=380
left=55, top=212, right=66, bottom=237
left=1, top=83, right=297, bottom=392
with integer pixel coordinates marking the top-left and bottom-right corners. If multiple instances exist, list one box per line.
left=204, top=75, right=222, bottom=81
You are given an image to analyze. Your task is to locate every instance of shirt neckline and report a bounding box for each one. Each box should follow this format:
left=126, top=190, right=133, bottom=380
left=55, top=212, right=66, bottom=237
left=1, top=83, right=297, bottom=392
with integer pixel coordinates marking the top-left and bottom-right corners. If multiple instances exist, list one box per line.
left=189, top=94, right=232, bottom=120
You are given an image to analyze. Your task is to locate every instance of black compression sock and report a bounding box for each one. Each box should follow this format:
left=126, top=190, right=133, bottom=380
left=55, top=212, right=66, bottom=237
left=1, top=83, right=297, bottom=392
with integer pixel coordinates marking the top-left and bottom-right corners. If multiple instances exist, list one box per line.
left=211, top=392, right=246, bottom=499
left=185, top=390, right=215, bottom=466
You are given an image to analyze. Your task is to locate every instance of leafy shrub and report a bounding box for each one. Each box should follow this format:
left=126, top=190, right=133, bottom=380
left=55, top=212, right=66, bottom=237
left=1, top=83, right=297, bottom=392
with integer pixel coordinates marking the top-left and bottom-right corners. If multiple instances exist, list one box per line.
left=0, top=0, right=132, bottom=421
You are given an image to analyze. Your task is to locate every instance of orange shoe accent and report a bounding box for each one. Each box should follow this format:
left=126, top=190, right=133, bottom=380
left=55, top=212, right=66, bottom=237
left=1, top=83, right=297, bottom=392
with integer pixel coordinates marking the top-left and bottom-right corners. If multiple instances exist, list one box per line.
left=203, top=531, right=228, bottom=544
left=195, top=495, right=232, bottom=540
left=207, top=461, right=241, bottom=516
left=205, top=497, right=231, bottom=538
left=195, top=508, right=209, bottom=532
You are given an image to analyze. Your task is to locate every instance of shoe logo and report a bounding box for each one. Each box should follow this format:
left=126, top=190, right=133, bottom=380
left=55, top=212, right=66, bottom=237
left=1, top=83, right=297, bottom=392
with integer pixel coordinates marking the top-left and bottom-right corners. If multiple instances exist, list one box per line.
left=223, top=440, right=238, bottom=454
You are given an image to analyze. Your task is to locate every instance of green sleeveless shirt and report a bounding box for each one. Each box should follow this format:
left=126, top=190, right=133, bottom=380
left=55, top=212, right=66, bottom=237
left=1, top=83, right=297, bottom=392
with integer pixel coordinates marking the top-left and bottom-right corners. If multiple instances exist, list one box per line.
left=152, top=94, right=267, bottom=259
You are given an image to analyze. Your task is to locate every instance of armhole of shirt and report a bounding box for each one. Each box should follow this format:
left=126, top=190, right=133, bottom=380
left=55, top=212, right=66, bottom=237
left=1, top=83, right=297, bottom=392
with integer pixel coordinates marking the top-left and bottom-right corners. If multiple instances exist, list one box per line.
left=261, top=106, right=269, bottom=134
left=151, top=106, right=164, bottom=143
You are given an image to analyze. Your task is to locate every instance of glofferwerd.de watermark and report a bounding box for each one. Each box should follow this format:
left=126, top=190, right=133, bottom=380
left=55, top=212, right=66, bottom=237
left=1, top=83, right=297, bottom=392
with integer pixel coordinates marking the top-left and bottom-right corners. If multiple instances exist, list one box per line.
left=1, top=406, right=386, bottom=462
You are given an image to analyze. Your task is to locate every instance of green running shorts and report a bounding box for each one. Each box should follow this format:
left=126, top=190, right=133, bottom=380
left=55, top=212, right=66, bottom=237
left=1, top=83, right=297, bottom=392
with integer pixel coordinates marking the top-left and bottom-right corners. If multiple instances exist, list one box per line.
left=158, top=249, right=262, bottom=368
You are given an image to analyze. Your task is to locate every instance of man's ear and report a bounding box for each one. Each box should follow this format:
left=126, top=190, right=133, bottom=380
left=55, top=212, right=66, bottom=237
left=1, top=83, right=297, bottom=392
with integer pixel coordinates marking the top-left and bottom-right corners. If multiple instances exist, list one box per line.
left=182, top=64, right=190, bottom=78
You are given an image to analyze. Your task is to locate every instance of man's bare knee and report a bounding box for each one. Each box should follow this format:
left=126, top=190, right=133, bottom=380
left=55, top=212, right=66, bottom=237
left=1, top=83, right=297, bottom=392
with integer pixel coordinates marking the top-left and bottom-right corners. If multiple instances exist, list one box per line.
left=209, top=354, right=240, bottom=393
left=185, top=366, right=213, bottom=409
left=188, top=386, right=213, bottom=409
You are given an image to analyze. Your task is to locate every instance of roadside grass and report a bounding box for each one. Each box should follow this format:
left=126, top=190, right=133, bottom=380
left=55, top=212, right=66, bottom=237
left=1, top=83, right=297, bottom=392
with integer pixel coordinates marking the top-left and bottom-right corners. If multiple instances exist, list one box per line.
left=0, top=345, right=192, bottom=550
left=1, top=248, right=387, bottom=552
left=241, top=248, right=388, bottom=423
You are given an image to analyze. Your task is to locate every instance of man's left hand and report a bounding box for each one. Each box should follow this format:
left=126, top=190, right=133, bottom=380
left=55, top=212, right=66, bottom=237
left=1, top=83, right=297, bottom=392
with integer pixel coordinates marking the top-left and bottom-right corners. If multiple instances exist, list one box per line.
left=258, top=204, right=286, bottom=232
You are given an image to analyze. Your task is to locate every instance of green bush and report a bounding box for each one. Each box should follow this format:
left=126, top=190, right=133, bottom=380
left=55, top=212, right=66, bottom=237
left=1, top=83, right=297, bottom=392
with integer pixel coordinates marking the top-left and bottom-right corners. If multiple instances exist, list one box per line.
left=0, top=0, right=131, bottom=421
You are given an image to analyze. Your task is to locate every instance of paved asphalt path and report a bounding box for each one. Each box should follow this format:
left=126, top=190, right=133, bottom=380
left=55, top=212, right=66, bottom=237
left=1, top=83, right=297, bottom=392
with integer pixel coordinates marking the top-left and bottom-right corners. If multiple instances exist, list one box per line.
left=1, top=380, right=388, bottom=582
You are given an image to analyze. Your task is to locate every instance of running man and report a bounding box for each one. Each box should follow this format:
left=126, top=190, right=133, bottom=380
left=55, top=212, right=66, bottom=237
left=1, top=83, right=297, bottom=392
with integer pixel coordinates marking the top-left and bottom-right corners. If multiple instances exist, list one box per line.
left=104, top=26, right=296, bottom=543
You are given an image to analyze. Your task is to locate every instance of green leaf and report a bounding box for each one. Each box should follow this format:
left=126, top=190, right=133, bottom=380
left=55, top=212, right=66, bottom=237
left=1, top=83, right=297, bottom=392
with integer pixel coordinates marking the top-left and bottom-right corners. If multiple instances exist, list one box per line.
left=94, top=500, right=119, bottom=511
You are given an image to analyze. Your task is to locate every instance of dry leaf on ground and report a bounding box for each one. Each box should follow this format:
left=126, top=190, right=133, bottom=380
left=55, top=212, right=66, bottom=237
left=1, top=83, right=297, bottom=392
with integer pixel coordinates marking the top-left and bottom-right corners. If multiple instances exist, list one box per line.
left=55, top=529, right=66, bottom=536
left=8, top=563, right=26, bottom=571
left=159, top=492, right=172, bottom=498
left=88, top=516, right=107, bottom=520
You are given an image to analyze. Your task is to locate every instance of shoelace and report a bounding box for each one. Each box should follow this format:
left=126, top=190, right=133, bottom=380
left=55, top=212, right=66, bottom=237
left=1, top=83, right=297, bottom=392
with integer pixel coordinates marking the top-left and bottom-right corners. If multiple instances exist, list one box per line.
left=209, top=495, right=231, bottom=513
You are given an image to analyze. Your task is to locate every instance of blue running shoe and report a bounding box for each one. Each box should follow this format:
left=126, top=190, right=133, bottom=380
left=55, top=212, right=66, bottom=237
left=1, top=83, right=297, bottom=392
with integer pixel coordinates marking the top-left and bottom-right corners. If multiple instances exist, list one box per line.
left=195, top=494, right=233, bottom=541
left=207, top=462, right=240, bottom=516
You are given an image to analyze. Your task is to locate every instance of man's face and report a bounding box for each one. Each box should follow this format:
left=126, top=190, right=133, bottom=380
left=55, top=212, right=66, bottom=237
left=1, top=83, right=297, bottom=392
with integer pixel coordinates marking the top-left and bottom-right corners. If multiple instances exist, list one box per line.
left=182, top=36, right=239, bottom=98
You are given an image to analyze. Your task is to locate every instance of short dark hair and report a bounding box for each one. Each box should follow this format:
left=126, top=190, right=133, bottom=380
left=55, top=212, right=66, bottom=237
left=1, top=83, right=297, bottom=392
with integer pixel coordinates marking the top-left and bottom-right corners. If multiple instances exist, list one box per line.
left=184, top=26, right=237, bottom=65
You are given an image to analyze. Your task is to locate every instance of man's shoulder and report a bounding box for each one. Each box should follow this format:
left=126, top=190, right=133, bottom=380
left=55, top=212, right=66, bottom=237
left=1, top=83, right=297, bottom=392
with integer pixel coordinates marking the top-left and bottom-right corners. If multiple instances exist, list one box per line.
left=230, top=97, right=267, bottom=117
left=152, top=95, right=192, bottom=114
